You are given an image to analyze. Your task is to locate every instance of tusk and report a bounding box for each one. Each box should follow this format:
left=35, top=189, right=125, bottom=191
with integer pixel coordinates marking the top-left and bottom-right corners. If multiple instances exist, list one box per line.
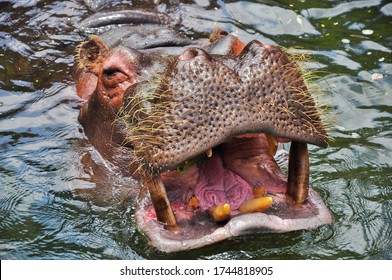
left=239, top=196, right=273, bottom=213
left=266, top=135, right=278, bottom=157
left=286, top=141, right=309, bottom=204
left=143, top=174, right=179, bottom=231
left=209, top=204, right=231, bottom=222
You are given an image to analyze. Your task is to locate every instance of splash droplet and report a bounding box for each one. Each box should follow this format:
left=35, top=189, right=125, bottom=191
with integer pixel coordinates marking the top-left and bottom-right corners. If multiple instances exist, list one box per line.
left=362, top=29, right=374, bottom=35
left=371, top=73, right=383, bottom=81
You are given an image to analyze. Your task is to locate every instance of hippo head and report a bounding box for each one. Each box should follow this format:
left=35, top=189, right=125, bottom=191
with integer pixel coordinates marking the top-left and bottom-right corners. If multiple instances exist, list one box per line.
left=75, top=26, right=332, bottom=252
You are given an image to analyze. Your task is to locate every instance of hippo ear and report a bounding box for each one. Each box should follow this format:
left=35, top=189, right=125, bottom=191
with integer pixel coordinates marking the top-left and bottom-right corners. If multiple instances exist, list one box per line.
left=75, top=35, right=108, bottom=75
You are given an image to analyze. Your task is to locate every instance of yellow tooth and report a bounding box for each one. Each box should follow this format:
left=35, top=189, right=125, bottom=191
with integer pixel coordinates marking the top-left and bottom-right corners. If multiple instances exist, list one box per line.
left=239, top=196, right=273, bottom=213
left=253, top=186, right=265, bottom=198
left=206, top=148, right=213, bottom=158
left=209, top=204, right=231, bottom=222
left=188, top=195, right=199, bottom=209
left=266, top=135, right=278, bottom=157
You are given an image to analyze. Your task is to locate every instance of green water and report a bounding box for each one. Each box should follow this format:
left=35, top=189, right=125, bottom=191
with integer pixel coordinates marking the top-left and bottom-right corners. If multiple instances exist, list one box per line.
left=0, top=0, right=391, bottom=259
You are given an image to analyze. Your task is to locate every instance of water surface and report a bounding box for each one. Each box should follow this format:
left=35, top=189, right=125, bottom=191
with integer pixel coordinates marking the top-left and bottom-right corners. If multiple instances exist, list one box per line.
left=0, top=0, right=391, bottom=259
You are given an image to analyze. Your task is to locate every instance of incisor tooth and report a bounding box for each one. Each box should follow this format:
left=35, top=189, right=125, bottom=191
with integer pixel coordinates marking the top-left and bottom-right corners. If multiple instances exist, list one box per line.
left=209, top=204, right=231, bottom=222
left=253, top=186, right=265, bottom=198
left=239, top=196, right=273, bottom=213
left=206, top=148, right=212, bottom=158
left=188, top=195, right=199, bottom=209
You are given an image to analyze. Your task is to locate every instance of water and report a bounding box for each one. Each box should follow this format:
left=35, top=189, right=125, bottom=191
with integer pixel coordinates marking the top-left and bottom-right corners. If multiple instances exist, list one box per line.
left=0, top=0, right=391, bottom=260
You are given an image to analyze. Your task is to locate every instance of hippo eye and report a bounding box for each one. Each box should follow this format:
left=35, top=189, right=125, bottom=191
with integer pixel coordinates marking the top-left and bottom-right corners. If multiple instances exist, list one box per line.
left=102, top=67, right=129, bottom=88
left=103, top=67, right=127, bottom=80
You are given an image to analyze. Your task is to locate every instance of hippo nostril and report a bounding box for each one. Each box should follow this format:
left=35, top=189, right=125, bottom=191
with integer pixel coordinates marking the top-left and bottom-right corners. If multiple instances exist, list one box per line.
left=178, top=48, right=209, bottom=61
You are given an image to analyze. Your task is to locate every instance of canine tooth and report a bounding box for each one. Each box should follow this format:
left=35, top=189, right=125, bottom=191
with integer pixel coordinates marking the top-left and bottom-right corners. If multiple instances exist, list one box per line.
left=188, top=195, right=199, bottom=209
left=266, top=135, right=278, bottom=157
left=209, top=204, right=231, bottom=222
left=239, top=197, right=273, bottom=213
left=206, top=148, right=212, bottom=158
left=143, top=174, right=179, bottom=231
left=286, top=141, right=309, bottom=204
left=252, top=186, right=265, bottom=198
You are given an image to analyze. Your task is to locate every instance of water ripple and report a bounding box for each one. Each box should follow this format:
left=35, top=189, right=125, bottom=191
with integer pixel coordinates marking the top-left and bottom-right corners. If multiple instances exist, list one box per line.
left=303, top=0, right=382, bottom=19
left=0, top=0, right=391, bottom=260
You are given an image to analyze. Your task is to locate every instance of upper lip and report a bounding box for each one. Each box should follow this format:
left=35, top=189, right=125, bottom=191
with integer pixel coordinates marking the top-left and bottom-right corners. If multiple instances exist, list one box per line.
left=125, top=41, right=328, bottom=177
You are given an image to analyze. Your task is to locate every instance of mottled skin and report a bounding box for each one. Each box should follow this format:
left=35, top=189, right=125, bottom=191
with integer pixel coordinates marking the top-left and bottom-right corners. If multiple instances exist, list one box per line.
left=75, top=10, right=332, bottom=252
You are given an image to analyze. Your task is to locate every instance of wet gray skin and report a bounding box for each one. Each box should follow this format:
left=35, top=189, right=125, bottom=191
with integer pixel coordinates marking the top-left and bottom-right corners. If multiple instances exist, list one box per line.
left=76, top=10, right=332, bottom=252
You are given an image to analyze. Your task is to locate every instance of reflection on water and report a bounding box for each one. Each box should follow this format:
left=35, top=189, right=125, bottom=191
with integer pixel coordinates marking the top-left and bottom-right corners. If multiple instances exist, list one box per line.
left=0, top=0, right=391, bottom=259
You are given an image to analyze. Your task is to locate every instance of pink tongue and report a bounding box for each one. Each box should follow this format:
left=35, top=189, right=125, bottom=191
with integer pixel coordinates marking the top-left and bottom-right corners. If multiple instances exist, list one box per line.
left=195, top=153, right=253, bottom=210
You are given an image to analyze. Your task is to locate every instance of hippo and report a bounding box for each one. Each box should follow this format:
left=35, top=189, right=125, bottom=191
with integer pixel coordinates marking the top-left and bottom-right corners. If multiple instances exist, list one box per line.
left=74, top=7, right=332, bottom=252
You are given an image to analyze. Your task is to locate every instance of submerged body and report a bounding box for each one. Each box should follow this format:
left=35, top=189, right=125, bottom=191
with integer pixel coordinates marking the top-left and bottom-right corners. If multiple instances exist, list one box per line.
left=75, top=8, right=332, bottom=252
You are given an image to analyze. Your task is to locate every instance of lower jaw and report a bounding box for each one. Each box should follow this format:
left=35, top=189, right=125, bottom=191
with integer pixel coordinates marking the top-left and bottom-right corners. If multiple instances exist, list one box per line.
left=135, top=187, right=332, bottom=253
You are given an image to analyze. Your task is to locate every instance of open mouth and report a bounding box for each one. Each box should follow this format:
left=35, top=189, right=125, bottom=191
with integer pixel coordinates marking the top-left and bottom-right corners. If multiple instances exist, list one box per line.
left=165, top=134, right=290, bottom=218
left=135, top=133, right=332, bottom=252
